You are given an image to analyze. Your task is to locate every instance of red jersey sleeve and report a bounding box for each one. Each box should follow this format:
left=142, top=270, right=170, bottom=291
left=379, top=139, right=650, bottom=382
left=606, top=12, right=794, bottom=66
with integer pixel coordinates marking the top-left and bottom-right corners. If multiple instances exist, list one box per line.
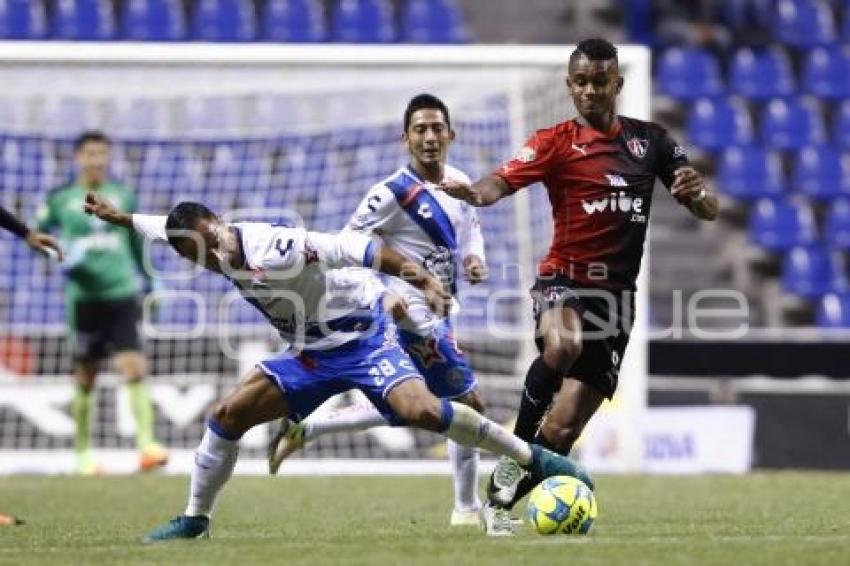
left=654, top=126, right=690, bottom=189
left=493, top=129, right=558, bottom=191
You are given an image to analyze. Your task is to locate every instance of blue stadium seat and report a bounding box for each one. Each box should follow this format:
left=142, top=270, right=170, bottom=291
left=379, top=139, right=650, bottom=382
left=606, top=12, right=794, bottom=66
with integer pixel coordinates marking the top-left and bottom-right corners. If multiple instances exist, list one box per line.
left=759, top=97, right=827, bottom=150
left=260, top=0, right=326, bottom=42
left=748, top=197, right=818, bottom=251
left=824, top=197, right=850, bottom=249
left=801, top=46, right=850, bottom=99
left=781, top=245, right=848, bottom=299
left=0, top=0, right=47, bottom=39
left=120, top=0, right=186, bottom=41
left=772, top=0, right=837, bottom=48
left=792, top=145, right=850, bottom=201
left=729, top=47, right=795, bottom=100
left=686, top=97, right=754, bottom=151
left=717, top=146, right=787, bottom=201
left=136, top=144, right=205, bottom=201
left=330, top=0, right=395, bottom=43
left=833, top=99, right=850, bottom=150
left=50, top=0, right=116, bottom=40
left=816, top=292, right=850, bottom=327
left=400, top=0, right=467, bottom=44
left=206, top=143, right=272, bottom=211
left=656, top=47, right=723, bottom=100
left=190, top=0, right=256, bottom=42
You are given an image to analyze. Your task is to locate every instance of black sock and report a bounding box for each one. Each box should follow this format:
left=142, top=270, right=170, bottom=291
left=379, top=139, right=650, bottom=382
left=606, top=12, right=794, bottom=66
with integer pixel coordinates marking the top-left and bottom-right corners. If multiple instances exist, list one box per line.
left=512, top=356, right=562, bottom=442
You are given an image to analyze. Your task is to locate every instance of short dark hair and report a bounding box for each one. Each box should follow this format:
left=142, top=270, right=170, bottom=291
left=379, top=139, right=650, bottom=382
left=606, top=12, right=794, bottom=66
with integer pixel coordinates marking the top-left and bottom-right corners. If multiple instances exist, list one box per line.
left=570, top=37, right=618, bottom=67
left=73, top=130, right=111, bottom=152
left=165, top=201, right=217, bottom=251
left=403, top=93, right=451, bottom=132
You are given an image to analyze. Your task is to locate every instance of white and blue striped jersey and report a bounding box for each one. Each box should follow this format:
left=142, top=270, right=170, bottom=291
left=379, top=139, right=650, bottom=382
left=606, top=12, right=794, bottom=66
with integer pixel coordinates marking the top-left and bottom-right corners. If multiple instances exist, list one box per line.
left=132, top=215, right=384, bottom=351
left=344, top=164, right=485, bottom=335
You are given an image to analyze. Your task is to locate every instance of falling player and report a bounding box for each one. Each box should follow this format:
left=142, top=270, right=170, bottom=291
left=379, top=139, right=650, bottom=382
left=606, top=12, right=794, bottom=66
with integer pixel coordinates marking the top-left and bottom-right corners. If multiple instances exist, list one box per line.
left=84, top=192, right=592, bottom=541
left=267, top=94, right=488, bottom=526
left=440, top=38, right=718, bottom=535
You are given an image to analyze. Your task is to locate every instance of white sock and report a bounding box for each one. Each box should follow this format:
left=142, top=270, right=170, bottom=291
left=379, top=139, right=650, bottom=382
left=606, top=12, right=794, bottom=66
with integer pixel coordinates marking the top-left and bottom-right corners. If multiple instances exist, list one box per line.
left=184, top=425, right=239, bottom=518
left=443, top=401, right=532, bottom=466
left=303, top=404, right=388, bottom=442
left=447, top=440, right=480, bottom=511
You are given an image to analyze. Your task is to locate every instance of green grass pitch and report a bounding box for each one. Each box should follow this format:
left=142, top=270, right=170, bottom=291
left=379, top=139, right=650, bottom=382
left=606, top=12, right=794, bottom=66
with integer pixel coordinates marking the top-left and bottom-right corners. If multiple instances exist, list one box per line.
left=1, top=473, right=849, bottom=565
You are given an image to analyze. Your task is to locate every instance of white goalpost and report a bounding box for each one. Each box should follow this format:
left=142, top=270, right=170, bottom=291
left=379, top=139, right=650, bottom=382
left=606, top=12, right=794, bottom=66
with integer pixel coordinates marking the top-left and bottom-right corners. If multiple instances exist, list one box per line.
left=0, top=42, right=651, bottom=475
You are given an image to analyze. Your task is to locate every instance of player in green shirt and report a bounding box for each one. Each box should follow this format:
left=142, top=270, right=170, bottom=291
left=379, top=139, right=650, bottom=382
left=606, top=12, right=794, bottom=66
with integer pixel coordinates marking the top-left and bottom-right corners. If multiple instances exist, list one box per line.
left=35, top=131, right=167, bottom=475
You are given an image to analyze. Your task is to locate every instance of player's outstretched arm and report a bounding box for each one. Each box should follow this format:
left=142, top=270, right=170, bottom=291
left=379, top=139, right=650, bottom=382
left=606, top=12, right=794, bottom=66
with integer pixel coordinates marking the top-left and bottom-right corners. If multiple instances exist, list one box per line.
left=670, top=166, right=718, bottom=221
left=372, top=246, right=452, bottom=317
left=439, top=174, right=512, bottom=207
left=83, top=192, right=132, bottom=227
left=25, top=232, right=63, bottom=260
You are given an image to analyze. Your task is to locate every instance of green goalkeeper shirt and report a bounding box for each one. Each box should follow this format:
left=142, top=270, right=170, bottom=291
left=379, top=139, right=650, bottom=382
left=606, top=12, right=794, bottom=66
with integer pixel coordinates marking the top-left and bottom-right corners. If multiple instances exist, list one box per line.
left=36, top=182, right=149, bottom=307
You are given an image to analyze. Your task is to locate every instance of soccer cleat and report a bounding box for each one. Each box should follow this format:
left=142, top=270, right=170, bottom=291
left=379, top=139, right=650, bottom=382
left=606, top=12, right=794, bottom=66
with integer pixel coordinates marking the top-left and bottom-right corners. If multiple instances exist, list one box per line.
left=528, top=444, right=594, bottom=491
left=75, top=451, right=103, bottom=476
left=479, top=502, right=514, bottom=537
left=139, top=443, right=169, bottom=472
left=449, top=508, right=481, bottom=527
left=268, top=419, right=307, bottom=475
left=142, top=515, right=210, bottom=543
left=486, top=456, right=528, bottom=508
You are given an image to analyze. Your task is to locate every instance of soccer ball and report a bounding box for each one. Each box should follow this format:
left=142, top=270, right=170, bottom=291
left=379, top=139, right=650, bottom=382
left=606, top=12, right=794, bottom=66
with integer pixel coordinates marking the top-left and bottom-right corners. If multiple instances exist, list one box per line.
left=526, top=475, right=597, bottom=535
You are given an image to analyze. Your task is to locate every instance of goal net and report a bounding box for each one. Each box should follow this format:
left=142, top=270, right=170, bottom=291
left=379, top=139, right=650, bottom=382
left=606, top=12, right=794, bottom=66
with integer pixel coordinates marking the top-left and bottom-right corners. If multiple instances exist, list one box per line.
left=0, top=43, right=650, bottom=474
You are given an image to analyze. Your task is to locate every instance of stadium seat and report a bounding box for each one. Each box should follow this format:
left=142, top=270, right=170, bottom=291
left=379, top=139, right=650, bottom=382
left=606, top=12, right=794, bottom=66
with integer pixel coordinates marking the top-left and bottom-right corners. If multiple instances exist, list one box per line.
left=729, top=47, right=795, bottom=100
left=656, top=47, right=723, bottom=100
left=801, top=46, right=850, bottom=99
left=206, top=143, right=272, bottom=211
left=260, top=0, right=326, bottom=42
left=400, top=0, right=468, bottom=44
left=0, top=0, right=47, bottom=39
left=772, top=0, right=837, bottom=48
left=759, top=97, right=827, bottom=150
left=816, top=292, right=850, bottom=327
left=824, top=197, right=850, bottom=249
left=119, top=0, right=186, bottom=41
left=781, top=245, right=848, bottom=299
left=136, top=144, right=205, bottom=201
left=748, top=198, right=818, bottom=251
left=50, top=0, right=116, bottom=40
left=717, top=146, right=787, bottom=201
left=330, top=0, right=395, bottom=43
left=791, top=145, right=850, bottom=201
left=832, top=100, right=850, bottom=150
left=190, top=0, right=256, bottom=42
left=686, top=97, right=754, bottom=151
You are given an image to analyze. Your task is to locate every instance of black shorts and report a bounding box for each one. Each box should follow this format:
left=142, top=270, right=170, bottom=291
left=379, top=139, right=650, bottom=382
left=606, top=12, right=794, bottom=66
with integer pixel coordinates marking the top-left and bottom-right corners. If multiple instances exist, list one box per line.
left=531, top=274, right=635, bottom=399
left=73, top=297, right=142, bottom=362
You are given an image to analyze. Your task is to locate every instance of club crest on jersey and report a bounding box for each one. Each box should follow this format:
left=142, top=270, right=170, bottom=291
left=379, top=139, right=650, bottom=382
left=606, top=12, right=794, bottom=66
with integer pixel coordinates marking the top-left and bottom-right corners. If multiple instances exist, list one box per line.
left=514, top=146, right=536, bottom=163
left=626, top=138, right=648, bottom=159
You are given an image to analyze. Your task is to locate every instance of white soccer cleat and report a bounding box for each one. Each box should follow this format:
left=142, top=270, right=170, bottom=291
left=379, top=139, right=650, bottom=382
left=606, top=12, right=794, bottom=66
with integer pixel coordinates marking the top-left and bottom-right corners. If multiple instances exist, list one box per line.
left=268, top=419, right=307, bottom=475
left=449, top=508, right=481, bottom=527
left=486, top=456, right=528, bottom=508
left=479, top=502, right=515, bottom=537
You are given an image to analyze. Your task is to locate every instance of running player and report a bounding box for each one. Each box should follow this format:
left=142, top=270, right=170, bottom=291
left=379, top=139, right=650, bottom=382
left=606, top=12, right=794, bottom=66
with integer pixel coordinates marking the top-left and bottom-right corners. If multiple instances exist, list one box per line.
left=267, top=94, right=488, bottom=526
left=440, top=38, right=718, bottom=535
left=83, top=192, right=592, bottom=541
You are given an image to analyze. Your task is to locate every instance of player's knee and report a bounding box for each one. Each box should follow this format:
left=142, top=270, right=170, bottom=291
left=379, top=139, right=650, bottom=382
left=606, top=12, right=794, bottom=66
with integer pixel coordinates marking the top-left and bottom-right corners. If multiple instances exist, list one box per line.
left=398, top=398, right=443, bottom=431
left=208, top=399, right=249, bottom=436
left=541, top=419, right=584, bottom=454
left=543, top=334, right=582, bottom=373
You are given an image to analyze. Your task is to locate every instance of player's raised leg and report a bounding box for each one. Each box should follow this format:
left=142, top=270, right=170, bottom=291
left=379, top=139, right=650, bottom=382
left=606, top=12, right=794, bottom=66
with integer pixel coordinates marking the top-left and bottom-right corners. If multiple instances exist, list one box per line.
left=142, top=367, right=290, bottom=542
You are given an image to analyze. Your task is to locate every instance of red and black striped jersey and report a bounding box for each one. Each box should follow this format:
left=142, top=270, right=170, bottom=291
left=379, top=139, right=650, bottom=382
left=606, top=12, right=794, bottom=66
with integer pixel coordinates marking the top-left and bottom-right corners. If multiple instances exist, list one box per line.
left=495, top=115, right=688, bottom=291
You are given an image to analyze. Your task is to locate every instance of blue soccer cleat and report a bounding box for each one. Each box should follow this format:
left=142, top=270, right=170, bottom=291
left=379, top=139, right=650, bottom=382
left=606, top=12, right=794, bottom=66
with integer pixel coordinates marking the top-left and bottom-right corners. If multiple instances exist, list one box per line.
left=142, top=515, right=210, bottom=543
left=529, top=444, right=595, bottom=491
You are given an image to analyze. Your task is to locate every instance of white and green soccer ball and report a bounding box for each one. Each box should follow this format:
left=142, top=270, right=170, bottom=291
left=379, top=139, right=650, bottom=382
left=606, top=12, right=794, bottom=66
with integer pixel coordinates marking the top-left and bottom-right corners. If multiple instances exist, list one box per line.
left=526, top=475, right=597, bottom=535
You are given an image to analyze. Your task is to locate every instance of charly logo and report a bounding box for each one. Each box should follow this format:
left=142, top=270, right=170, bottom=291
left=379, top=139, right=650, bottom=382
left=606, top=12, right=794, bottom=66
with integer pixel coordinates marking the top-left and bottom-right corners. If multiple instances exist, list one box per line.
left=626, top=138, right=648, bottom=159
left=514, top=146, right=536, bottom=163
